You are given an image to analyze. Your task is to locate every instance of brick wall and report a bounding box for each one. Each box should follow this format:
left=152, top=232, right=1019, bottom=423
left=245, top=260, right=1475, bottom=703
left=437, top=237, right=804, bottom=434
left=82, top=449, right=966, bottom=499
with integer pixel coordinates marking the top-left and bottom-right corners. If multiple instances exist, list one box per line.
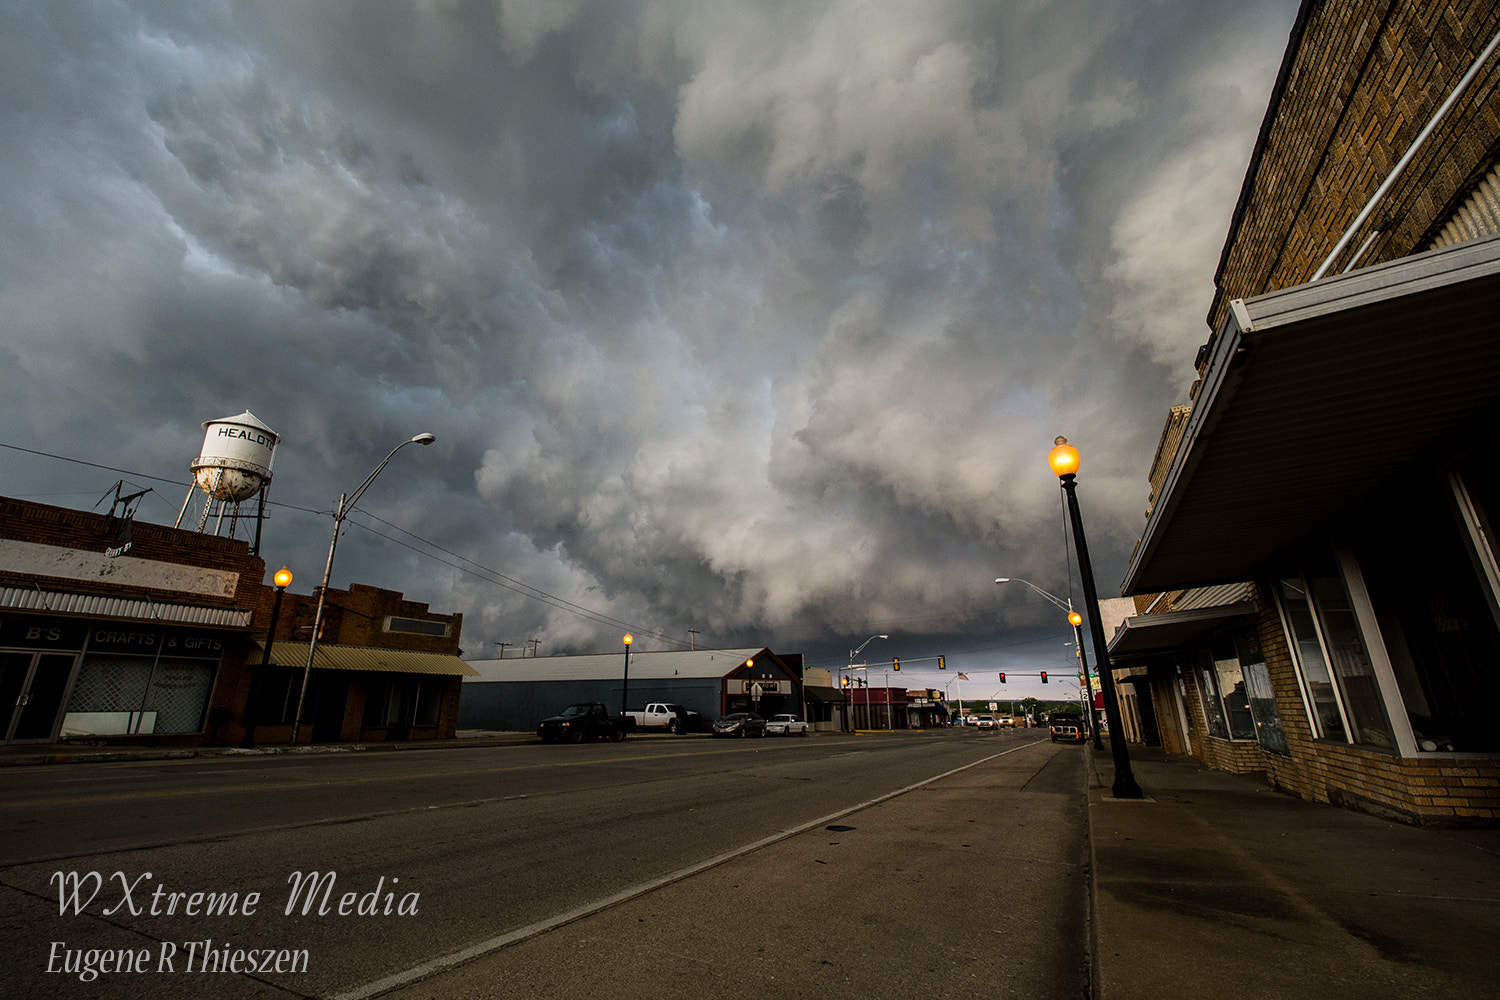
left=1210, top=0, right=1500, bottom=331
left=272, top=583, right=463, bottom=654
left=0, top=497, right=270, bottom=610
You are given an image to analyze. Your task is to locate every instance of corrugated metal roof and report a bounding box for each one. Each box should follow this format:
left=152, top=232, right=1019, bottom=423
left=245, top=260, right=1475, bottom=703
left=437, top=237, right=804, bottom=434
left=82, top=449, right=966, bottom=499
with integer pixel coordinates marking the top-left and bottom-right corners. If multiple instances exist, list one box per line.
left=1173, top=583, right=1253, bottom=611
left=259, top=642, right=478, bottom=676
left=1125, top=233, right=1500, bottom=595
left=464, top=648, right=766, bottom=683
left=0, top=586, right=253, bottom=627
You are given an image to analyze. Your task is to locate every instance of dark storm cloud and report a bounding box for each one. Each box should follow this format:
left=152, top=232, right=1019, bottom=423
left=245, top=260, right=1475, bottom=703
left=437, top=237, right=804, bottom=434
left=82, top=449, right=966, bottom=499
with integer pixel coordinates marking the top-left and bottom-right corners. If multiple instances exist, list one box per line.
left=0, top=0, right=1299, bottom=671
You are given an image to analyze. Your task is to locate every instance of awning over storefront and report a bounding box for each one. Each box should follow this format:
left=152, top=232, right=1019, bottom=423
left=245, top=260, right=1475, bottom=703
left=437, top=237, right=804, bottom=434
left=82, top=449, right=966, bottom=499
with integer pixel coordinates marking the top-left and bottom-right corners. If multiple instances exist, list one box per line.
left=1106, top=602, right=1258, bottom=662
left=803, top=686, right=844, bottom=703
left=1124, top=233, right=1500, bottom=596
left=256, top=642, right=478, bottom=676
left=0, top=585, right=254, bottom=628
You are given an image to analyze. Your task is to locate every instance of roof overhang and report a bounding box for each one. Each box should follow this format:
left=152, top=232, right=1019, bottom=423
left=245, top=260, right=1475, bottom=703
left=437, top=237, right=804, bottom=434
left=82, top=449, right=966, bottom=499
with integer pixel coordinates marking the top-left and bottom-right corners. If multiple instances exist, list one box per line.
left=1124, top=233, right=1500, bottom=595
left=1106, top=602, right=1258, bottom=661
left=258, top=642, right=478, bottom=676
left=803, top=685, right=843, bottom=702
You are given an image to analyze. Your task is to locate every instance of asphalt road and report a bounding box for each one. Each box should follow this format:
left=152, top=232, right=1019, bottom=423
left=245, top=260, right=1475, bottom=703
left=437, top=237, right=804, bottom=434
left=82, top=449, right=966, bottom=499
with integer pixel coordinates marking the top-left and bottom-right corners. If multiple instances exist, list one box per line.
left=0, top=730, right=1089, bottom=999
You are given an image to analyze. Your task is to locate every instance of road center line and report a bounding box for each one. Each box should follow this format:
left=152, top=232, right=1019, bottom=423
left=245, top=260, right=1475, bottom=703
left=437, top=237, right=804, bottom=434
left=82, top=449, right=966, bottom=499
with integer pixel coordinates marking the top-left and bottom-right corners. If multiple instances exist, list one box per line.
left=332, top=741, right=1043, bottom=1000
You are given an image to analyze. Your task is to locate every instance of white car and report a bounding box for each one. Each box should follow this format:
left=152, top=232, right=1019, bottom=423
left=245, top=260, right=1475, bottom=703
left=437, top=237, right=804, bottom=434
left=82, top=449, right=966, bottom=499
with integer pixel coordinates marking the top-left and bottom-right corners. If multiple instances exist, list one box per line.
left=975, top=715, right=998, bottom=730
left=765, top=713, right=810, bottom=736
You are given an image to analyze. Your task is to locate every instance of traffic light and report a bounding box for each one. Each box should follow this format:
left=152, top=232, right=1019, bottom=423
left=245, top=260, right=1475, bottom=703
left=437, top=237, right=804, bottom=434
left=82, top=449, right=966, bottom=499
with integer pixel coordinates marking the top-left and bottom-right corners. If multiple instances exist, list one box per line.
left=999, top=672, right=1007, bottom=683
left=841, top=675, right=850, bottom=688
left=1041, top=671, right=1049, bottom=683
left=938, top=656, right=946, bottom=670
left=892, top=657, right=900, bottom=671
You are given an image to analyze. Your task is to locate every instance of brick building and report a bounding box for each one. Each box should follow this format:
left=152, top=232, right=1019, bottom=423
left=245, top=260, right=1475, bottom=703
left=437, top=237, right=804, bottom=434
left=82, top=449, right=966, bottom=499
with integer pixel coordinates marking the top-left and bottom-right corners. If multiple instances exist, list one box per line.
left=0, top=496, right=472, bottom=747
left=1109, top=0, right=1500, bottom=824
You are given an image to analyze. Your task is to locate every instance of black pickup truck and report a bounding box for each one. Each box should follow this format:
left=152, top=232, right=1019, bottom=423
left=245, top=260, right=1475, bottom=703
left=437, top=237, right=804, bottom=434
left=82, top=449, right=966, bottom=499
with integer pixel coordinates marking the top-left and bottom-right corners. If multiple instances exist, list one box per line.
left=537, top=702, right=630, bottom=743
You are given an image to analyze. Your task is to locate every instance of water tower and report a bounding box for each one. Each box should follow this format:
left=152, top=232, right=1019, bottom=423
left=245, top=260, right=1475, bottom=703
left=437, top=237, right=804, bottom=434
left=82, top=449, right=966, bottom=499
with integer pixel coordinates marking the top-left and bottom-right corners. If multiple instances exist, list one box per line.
left=175, top=410, right=280, bottom=552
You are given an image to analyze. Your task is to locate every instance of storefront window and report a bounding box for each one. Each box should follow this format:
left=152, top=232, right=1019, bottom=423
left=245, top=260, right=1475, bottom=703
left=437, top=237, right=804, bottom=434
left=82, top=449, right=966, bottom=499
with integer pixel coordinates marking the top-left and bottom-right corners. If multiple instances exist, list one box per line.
left=1235, top=631, right=1288, bottom=755
left=143, top=659, right=215, bottom=734
left=1276, top=577, right=1347, bottom=741
left=1357, top=475, right=1500, bottom=753
left=1306, top=563, right=1396, bottom=751
left=61, top=626, right=224, bottom=736
left=1195, top=641, right=1256, bottom=742
left=1211, top=636, right=1256, bottom=740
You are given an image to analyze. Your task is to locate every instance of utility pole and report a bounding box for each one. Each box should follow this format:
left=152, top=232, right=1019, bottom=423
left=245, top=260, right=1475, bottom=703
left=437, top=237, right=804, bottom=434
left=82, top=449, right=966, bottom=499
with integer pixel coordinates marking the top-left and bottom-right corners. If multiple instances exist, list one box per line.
left=495, top=642, right=511, bottom=659
left=689, top=629, right=699, bottom=650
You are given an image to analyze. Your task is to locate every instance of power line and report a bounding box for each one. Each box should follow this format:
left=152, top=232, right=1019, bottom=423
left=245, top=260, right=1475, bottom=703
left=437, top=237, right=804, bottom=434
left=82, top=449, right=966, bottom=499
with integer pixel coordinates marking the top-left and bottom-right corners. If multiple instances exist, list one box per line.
left=1, top=440, right=690, bottom=648
left=344, top=511, right=691, bottom=649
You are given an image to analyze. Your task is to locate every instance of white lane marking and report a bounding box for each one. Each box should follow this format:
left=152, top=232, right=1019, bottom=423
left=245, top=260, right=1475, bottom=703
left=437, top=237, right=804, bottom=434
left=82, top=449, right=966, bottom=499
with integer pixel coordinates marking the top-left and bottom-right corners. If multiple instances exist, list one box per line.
left=331, top=742, right=1041, bottom=1000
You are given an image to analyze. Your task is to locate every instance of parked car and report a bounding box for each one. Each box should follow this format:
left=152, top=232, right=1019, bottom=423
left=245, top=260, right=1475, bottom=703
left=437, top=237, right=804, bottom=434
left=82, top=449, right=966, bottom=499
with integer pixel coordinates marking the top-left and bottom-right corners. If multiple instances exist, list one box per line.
left=765, top=713, right=809, bottom=736
left=1049, top=716, right=1087, bottom=743
left=624, top=702, right=701, bottom=732
left=537, top=702, right=629, bottom=743
left=712, top=712, right=767, bottom=738
left=975, top=715, right=998, bottom=730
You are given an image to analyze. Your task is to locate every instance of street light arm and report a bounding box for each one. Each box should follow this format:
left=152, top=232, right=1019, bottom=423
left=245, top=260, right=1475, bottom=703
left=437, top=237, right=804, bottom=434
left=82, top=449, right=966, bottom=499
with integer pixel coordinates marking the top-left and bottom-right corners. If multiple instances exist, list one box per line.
left=849, top=633, right=890, bottom=660
left=995, top=577, right=1073, bottom=613
left=345, top=433, right=437, bottom=514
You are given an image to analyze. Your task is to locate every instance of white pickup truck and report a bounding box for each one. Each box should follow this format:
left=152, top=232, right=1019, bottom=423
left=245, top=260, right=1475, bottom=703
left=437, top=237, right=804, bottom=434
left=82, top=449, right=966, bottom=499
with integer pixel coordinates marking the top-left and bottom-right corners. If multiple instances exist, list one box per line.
left=624, top=703, right=695, bottom=730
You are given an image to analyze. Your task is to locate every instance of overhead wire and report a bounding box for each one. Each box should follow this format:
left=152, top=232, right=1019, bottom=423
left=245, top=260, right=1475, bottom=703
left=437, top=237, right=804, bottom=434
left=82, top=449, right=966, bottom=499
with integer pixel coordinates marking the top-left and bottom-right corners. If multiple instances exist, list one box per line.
left=0, top=440, right=691, bottom=648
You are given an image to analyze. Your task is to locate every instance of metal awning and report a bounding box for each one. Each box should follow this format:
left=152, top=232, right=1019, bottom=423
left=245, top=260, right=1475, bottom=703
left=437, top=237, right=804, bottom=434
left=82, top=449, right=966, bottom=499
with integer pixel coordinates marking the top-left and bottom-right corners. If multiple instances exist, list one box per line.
left=256, top=642, right=478, bottom=676
left=803, top=686, right=844, bottom=703
left=1124, top=233, right=1500, bottom=595
left=0, top=585, right=254, bottom=628
left=1106, top=602, right=1258, bottom=661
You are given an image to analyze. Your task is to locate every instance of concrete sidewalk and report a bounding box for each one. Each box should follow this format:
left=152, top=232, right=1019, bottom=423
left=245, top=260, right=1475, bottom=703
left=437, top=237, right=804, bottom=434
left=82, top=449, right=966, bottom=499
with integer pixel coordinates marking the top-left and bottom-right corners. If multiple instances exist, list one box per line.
left=1087, top=745, right=1500, bottom=1000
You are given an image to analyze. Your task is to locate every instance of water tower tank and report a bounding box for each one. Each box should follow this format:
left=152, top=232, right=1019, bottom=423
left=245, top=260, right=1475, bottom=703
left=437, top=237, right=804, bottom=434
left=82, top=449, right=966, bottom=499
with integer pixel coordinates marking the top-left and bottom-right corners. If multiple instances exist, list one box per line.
left=191, top=410, right=279, bottom=502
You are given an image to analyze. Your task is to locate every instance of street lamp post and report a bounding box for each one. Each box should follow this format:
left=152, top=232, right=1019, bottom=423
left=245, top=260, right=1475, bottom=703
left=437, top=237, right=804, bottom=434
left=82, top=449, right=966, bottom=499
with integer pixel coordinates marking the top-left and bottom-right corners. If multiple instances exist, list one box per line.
left=242, top=564, right=292, bottom=748
left=1048, top=436, right=1142, bottom=798
left=995, top=577, right=1101, bottom=748
left=845, top=634, right=888, bottom=732
left=1067, top=609, right=1103, bottom=749
left=290, top=432, right=436, bottom=745
left=621, top=634, right=633, bottom=717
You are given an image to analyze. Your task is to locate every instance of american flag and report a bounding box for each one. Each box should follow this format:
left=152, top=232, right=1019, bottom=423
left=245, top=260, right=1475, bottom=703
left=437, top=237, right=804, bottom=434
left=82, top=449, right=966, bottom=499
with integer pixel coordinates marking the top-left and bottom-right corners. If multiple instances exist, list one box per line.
left=956, top=672, right=969, bottom=680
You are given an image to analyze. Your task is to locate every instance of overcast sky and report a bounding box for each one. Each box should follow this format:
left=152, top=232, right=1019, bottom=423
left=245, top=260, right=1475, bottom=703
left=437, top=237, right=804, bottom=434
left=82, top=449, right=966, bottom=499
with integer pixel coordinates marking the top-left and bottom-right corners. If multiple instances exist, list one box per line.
left=0, top=0, right=1299, bottom=694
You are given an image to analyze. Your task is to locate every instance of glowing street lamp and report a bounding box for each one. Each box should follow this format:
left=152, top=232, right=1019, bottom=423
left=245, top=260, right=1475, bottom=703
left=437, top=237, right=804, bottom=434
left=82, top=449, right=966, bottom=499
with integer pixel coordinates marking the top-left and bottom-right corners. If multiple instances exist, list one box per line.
left=1049, top=436, right=1142, bottom=799
left=242, top=564, right=292, bottom=748
left=621, top=634, right=633, bottom=718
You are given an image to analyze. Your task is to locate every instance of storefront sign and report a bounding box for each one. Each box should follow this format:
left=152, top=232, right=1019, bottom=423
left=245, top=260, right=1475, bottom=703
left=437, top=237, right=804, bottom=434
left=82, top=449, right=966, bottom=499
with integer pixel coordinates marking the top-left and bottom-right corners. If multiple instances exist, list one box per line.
left=0, top=616, right=89, bottom=651
left=86, top=626, right=227, bottom=660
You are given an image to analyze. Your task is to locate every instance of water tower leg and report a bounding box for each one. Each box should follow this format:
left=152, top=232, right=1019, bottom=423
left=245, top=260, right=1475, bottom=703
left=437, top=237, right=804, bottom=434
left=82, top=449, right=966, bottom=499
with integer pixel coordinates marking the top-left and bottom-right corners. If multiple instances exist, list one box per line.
left=175, top=486, right=196, bottom=529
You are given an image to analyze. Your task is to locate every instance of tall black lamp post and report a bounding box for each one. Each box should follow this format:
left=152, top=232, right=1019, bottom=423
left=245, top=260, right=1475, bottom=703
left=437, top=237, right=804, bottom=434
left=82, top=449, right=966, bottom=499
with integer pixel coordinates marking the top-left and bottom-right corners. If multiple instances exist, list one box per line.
left=1049, top=436, right=1142, bottom=799
left=242, top=564, right=292, bottom=748
left=621, top=633, right=633, bottom=717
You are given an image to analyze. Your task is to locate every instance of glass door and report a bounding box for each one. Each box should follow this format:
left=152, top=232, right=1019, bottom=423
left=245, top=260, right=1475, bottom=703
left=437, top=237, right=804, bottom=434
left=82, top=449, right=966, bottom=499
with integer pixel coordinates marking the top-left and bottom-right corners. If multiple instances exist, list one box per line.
left=2, top=652, right=77, bottom=742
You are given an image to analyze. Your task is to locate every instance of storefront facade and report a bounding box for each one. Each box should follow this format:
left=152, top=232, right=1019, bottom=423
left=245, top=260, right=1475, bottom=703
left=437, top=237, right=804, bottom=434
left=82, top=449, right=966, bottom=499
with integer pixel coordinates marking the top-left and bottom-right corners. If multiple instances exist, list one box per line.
left=0, top=496, right=469, bottom=746
left=1113, top=1, right=1500, bottom=824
